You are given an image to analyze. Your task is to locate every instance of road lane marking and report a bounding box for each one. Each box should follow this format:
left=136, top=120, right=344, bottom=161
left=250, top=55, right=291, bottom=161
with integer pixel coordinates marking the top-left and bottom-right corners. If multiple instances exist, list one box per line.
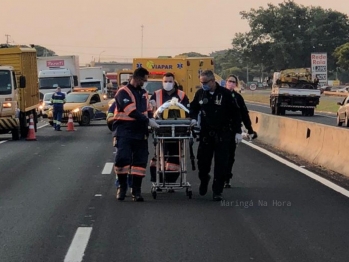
left=242, top=140, right=349, bottom=198
left=64, top=227, right=92, bottom=262
left=102, top=162, right=114, bottom=174
left=0, top=123, right=50, bottom=144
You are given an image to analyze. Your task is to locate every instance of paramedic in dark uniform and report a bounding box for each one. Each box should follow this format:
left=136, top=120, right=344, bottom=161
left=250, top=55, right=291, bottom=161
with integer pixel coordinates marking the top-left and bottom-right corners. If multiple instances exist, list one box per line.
left=190, top=70, right=242, bottom=201
left=224, top=74, right=258, bottom=188
left=113, top=67, right=159, bottom=201
left=148, top=72, right=190, bottom=185
left=51, top=85, right=66, bottom=131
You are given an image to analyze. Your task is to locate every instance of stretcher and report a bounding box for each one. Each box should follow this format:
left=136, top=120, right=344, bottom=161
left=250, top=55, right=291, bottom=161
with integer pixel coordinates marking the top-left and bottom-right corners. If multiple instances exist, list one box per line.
left=150, top=99, right=194, bottom=199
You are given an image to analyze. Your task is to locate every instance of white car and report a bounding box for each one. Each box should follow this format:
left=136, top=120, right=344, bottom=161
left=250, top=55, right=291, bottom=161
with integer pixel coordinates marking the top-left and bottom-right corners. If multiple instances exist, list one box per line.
left=38, top=92, right=67, bottom=118
left=337, top=95, right=349, bottom=126
left=336, top=86, right=349, bottom=93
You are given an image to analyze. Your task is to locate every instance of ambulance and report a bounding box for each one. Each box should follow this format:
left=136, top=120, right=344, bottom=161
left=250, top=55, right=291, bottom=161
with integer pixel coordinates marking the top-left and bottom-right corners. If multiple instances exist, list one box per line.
left=131, top=56, right=216, bottom=101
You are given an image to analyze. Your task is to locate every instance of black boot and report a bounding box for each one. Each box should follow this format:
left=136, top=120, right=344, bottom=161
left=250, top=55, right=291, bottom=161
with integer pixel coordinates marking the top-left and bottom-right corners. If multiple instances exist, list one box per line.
left=224, top=179, right=231, bottom=188
left=132, top=176, right=144, bottom=202
left=199, top=175, right=211, bottom=196
left=116, top=175, right=127, bottom=201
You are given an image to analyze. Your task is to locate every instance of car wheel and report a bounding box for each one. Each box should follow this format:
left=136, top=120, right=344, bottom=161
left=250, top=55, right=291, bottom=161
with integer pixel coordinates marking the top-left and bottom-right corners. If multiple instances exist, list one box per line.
left=79, top=112, right=90, bottom=126
left=337, top=114, right=343, bottom=126
left=345, top=114, right=349, bottom=127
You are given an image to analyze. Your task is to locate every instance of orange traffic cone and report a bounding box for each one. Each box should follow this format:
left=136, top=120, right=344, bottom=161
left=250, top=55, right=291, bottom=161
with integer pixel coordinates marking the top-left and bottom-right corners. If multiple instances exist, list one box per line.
left=66, top=113, right=75, bottom=131
left=26, top=114, right=37, bottom=141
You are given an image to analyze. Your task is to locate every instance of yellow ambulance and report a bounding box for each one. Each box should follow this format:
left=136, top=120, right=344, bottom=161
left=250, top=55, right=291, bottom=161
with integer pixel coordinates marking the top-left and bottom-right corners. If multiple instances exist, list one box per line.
left=132, top=56, right=216, bottom=101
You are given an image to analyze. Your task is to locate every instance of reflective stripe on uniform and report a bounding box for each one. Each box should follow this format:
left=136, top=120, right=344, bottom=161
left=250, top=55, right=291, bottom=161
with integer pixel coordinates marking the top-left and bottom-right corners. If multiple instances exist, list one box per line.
left=130, top=166, right=146, bottom=176
left=114, top=86, right=149, bottom=121
left=114, top=165, right=130, bottom=175
left=155, top=90, right=162, bottom=109
left=155, top=89, right=185, bottom=108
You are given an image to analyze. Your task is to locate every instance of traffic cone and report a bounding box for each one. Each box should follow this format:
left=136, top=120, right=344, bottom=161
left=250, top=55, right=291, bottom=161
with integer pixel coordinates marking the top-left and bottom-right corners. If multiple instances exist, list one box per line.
left=26, top=114, right=37, bottom=141
left=66, top=113, right=75, bottom=131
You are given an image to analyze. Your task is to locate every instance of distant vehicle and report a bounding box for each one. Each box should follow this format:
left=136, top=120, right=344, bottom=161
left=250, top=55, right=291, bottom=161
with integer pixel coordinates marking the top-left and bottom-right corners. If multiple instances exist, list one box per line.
left=47, top=87, right=109, bottom=126
left=336, top=86, right=349, bottom=93
left=38, top=92, right=67, bottom=118
left=270, top=68, right=320, bottom=116
left=337, top=95, right=349, bottom=127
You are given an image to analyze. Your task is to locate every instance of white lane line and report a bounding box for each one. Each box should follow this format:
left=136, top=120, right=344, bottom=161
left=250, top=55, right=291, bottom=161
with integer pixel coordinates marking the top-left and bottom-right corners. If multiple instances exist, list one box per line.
left=0, top=124, right=49, bottom=144
left=64, top=227, right=92, bottom=262
left=101, top=162, right=114, bottom=174
left=242, top=140, right=349, bottom=198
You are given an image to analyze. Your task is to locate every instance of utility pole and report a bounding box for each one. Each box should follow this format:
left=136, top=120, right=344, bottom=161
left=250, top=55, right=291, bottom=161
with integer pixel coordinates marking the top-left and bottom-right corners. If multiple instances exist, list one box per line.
left=5, top=34, right=10, bottom=45
left=141, top=25, right=144, bottom=57
left=246, top=64, right=249, bottom=83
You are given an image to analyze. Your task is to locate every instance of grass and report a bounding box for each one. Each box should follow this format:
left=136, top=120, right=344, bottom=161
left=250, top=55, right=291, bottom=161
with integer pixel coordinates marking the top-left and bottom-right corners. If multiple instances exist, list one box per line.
left=242, top=92, right=340, bottom=114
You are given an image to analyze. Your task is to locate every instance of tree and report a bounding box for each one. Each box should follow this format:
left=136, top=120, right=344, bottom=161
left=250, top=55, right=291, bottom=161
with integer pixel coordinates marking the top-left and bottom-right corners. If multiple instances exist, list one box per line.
left=233, top=0, right=349, bottom=71
left=177, top=52, right=208, bottom=57
left=333, top=42, right=349, bottom=70
left=34, top=45, right=57, bottom=57
left=0, top=43, right=57, bottom=56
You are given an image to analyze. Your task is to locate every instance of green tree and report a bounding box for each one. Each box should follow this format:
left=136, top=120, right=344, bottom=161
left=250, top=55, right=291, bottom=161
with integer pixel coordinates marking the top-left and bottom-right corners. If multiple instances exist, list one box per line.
left=0, top=43, right=57, bottom=56
left=333, top=42, right=349, bottom=70
left=233, top=0, right=349, bottom=71
left=177, top=52, right=208, bottom=57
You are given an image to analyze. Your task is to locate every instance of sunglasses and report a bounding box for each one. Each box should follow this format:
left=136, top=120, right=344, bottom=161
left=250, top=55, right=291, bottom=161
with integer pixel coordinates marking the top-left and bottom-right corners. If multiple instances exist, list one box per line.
left=228, top=80, right=236, bottom=83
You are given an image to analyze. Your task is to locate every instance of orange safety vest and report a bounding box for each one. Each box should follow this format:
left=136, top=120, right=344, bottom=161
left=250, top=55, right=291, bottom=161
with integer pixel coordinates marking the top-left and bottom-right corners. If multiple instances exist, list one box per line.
left=114, top=86, right=150, bottom=121
left=155, top=89, right=185, bottom=108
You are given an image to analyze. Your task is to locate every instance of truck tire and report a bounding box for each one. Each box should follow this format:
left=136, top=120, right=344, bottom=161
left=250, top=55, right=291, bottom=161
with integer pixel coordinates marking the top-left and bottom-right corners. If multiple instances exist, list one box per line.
left=20, top=112, right=28, bottom=139
left=11, top=127, right=20, bottom=141
left=33, top=110, right=38, bottom=132
left=309, top=109, right=314, bottom=116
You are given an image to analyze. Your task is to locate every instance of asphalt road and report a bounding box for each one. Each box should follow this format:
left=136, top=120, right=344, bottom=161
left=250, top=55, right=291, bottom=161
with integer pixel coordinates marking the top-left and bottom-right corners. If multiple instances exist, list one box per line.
left=246, top=102, right=338, bottom=127
left=1, top=121, right=349, bottom=262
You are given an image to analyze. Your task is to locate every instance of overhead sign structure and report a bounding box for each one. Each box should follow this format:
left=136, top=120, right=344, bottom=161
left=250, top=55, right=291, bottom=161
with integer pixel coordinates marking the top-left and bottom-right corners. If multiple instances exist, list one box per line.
left=249, top=83, right=257, bottom=91
left=311, top=53, right=327, bottom=87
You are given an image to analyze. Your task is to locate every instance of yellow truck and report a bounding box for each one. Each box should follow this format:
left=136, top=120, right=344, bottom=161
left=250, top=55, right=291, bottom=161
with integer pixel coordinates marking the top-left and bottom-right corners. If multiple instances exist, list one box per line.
left=132, top=56, right=216, bottom=101
left=0, top=46, right=40, bottom=140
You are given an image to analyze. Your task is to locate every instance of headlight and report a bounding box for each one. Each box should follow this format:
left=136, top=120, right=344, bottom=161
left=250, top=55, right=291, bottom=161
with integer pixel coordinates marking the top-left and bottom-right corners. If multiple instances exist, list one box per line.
left=103, top=94, right=107, bottom=99
left=2, top=102, right=12, bottom=108
left=72, top=108, right=80, bottom=113
left=39, top=105, right=43, bottom=110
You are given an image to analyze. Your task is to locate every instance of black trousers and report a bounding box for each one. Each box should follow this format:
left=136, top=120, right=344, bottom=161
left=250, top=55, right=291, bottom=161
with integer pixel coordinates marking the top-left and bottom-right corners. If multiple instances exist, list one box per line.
left=197, top=130, right=231, bottom=194
left=226, top=138, right=237, bottom=181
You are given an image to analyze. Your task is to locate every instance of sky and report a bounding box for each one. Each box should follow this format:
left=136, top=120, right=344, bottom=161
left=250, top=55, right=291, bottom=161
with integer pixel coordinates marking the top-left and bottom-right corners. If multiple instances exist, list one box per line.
left=1, top=0, right=348, bottom=65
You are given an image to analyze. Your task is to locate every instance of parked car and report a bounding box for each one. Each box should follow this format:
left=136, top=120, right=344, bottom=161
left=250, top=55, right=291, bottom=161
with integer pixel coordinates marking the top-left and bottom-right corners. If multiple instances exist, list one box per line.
left=336, top=86, right=349, bottom=93
left=336, top=95, right=349, bottom=126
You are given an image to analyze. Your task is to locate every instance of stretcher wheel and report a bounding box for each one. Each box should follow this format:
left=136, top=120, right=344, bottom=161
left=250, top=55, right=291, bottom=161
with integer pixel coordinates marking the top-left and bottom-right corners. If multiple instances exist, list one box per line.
left=152, top=191, right=157, bottom=199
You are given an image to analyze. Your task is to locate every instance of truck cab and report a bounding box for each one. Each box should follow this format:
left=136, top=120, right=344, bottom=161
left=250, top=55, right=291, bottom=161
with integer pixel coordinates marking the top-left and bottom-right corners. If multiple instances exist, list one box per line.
left=38, top=68, right=76, bottom=96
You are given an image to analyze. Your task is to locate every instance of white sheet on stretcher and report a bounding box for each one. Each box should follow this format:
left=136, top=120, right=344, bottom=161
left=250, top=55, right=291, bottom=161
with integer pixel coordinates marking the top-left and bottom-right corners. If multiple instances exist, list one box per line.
left=154, top=97, right=189, bottom=118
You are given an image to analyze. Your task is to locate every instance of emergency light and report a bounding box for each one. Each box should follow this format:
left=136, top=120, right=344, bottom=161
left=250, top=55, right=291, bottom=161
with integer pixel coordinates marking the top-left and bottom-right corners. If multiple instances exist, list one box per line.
left=73, top=87, right=98, bottom=92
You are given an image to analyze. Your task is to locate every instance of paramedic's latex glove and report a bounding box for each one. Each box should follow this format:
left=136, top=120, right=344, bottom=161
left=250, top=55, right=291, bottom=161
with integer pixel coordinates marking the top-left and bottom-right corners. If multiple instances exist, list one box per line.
left=190, top=119, right=197, bottom=127
left=235, top=133, right=243, bottom=144
left=148, top=118, right=160, bottom=129
left=149, top=100, right=156, bottom=109
left=248, top=131, right=258, bottom=140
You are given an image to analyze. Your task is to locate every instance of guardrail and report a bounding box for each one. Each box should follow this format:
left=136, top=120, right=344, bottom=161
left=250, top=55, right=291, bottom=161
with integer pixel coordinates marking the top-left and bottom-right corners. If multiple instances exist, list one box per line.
left=323, top=91, right=348, bottom=97
left=250, top=111, right=349, bottom=177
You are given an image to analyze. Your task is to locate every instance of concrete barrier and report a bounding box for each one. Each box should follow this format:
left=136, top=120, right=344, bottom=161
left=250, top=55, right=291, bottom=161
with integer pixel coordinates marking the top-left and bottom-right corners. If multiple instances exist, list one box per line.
left=249, top=111, right=349, bottom=177
left=323, top=91, right=347, bottom=97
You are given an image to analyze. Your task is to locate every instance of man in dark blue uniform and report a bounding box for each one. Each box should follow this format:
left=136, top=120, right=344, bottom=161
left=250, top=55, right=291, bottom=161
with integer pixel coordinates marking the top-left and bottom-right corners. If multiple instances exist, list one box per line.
left=113, top=68, right=159, bottom=201
left=190, top=70, right=242, bottom=201
left=51, top=85, right=66, bottom=131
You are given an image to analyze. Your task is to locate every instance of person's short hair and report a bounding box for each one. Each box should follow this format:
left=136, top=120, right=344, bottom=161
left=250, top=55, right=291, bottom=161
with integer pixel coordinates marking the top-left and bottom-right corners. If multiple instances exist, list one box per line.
left=133, top=67, right=149, bottom=79
left=121, top=81, right=128, bottom=86
left=200, top=70, right=215, bottom=80
left=227, top=74, right=239, bottom=85
left=163, top=72, right=175, bottom=79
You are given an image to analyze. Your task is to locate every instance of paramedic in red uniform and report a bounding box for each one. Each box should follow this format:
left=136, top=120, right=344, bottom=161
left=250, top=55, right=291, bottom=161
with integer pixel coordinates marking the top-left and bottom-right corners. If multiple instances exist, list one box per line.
left=148, top=72, right=190, bottom=186
left=113, top=67, right=159, bottom=201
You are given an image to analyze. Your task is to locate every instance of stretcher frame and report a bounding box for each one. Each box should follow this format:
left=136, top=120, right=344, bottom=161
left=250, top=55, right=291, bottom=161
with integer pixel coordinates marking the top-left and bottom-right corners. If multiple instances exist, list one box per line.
left=151, top=119, right=193, bottom=199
